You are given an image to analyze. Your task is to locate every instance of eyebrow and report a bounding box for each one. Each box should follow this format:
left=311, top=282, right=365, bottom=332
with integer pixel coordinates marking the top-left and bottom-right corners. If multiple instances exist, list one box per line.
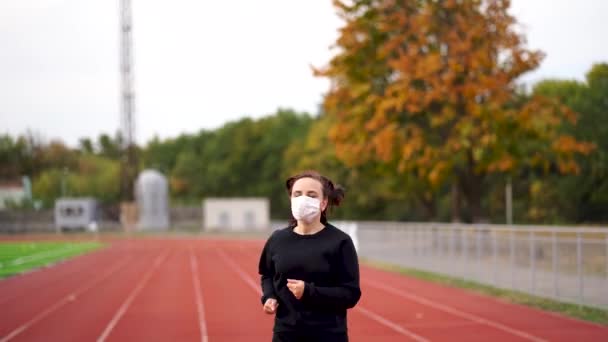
left=293, top=190, right=319, bottom=195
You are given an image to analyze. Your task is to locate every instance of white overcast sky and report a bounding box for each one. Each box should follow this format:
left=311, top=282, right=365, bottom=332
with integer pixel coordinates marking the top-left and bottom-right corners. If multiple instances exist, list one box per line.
left=1, top=0, right=607, bottom=147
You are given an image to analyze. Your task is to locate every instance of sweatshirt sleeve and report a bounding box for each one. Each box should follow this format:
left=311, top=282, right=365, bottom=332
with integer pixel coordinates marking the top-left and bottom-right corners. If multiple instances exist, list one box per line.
left=302, top=236, right=361, bottom=310
left=258, top=232, right=277, bottom=305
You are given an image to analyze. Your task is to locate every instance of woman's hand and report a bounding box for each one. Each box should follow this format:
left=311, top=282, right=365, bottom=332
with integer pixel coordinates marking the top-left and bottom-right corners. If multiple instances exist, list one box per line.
left=263, top=298, right=279, bottom=314
left=286, top=279, right=305, bottom=300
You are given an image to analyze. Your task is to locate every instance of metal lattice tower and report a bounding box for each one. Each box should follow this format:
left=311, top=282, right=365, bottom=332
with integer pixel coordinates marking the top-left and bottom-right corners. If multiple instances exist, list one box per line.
left=119, top=0, right=137, bottom=201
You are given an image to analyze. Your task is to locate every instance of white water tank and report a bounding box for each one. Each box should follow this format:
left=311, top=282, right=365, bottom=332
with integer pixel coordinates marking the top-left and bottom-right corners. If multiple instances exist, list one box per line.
left=135, top=169, right=169, bottom=230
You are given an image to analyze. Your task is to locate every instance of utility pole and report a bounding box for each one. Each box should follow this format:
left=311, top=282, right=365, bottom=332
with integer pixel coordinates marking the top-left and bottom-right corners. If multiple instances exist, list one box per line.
left=119, top=0, right=136, bottom=201
left=119, top=0, right=138, bottom=231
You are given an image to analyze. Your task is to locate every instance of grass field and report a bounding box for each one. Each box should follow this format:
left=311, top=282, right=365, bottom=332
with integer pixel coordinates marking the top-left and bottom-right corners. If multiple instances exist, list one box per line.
left=0, top=241, right=103, bottom=278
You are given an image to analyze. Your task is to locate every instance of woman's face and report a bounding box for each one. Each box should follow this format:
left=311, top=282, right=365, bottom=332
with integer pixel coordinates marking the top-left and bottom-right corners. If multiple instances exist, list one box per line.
left=291, top=177, right=328, bottom=212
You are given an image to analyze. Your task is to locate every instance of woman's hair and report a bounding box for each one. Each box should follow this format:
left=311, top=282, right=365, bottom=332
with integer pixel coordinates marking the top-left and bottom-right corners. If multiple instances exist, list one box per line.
left=285, top=170, right=345, bottom=226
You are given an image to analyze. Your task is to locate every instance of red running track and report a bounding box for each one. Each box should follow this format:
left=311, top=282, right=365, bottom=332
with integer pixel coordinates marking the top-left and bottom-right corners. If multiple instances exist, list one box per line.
left=1, top=237, right=607, bottom=342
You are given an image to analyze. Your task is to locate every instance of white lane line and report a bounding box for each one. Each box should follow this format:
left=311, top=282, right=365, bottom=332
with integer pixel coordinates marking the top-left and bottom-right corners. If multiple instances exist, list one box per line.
left=217, top=248, right=428, bottom=342
left=0, top=257, right=132, bottom=342
left=97, top=251, right=169, bottom=342
left=365, top=279, right=547, bottom=342
left=216, top=249, right=261, bottom=294
left=190, top=248, right=209, bottom=342
left=356, top=306, right=429, bottom=342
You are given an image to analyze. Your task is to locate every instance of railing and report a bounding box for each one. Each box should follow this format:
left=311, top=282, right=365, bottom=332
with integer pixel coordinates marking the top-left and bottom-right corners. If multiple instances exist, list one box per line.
left=349, top=222, right=608, bottom=309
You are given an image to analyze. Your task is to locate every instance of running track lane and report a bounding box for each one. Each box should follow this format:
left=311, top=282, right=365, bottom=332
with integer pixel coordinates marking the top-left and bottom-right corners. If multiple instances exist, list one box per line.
left=194, top=242, right=274, bottom=342
left=101, top=242, right=201, bottom=341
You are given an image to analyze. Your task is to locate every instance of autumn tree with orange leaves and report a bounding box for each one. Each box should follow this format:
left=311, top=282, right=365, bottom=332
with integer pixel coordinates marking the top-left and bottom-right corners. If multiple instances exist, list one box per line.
left=316, top=0, right=593, bottom=222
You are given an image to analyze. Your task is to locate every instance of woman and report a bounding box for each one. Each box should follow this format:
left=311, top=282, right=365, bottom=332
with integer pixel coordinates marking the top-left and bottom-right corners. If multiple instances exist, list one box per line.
left=258, top=170, right=361, bottom=342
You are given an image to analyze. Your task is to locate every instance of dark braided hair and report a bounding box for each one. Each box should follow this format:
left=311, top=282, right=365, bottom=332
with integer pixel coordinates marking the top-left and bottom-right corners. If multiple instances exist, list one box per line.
left=285, top=170, right=345, bottom=227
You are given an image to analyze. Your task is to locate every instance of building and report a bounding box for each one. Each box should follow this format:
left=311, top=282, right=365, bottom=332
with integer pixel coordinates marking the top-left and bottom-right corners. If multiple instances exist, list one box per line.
left=54, top=198, right=99, bottom=232
left=202, top=198, right=270, bottom=231
left=0, top=182, right=26, bottom=210
left=0, top=183, right=25, bottom=210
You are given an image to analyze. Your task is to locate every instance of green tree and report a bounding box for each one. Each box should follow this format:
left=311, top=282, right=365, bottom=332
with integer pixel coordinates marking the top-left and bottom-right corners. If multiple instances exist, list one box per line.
left=146, top=109, right=313, bottom=217
left=0, top=134, right=22, bottom=180
left=193, top=109, right=313, bottom=217
left=172, top=149, right=204, bottom=198
left=533, top=63, right=608, bottom=222
left=143, top=134, right=194, bottom=174
left=97, top=133, right=121, bottom=160
left=78, top=137, right=95, bottom=154
left=32, top=155, right=120, bottom=207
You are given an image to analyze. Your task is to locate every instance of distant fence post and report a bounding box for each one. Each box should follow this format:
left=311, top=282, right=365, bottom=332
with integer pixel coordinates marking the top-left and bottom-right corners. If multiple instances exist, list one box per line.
left=492, top=229, right=498, bottom=286
left=530, top=230, right=536, bottom=295
left=463, top=227, right=469, bottom=277
left=553, top=230, right=559, bottom=298
left=510, top=229, right=515, bottom=290
left=577, top=230, right=583, bottom=305
left=475, top=227, right=481, bottom=281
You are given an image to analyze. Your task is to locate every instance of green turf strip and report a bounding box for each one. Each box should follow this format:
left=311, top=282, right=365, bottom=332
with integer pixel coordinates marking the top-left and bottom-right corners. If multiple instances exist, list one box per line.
left=0, top=242, right=103, bottom=279
left=363, top=258, right=608, bottom=326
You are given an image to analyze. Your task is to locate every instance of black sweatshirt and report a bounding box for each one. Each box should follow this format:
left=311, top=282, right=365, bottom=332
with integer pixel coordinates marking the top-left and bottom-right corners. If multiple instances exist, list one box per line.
left=258, top=223, right=361, bottom=333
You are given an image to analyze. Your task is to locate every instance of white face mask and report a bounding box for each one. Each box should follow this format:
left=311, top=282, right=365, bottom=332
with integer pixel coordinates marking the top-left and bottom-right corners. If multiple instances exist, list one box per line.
left=291, top=196, right=321, bottom=223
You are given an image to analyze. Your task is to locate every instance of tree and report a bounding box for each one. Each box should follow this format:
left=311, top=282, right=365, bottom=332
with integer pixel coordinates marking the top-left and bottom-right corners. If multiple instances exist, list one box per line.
left=283, top=114, right=429, bottom=220
left=172, top=149, right=204, bottom=198
left=32, top=155, right=120, bottom=207
left=78, top=138, right=95, bottom=154
left=193, top=109, right=313, bottom=217
left=146, top=109, right=313, bottom=217
left=97, top=133, right=121, bottom=160
left=533, top=63, right=608, bottom=222
left=142, top=135, right=190, bottom=174
left=0, top=134, right=21, bottom=180
left=316, top=0, right=593, bottom=222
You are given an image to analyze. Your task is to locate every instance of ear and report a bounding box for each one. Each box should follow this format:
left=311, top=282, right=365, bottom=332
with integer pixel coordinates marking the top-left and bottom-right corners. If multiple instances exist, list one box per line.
left=321, top=198, right=328, bottom=212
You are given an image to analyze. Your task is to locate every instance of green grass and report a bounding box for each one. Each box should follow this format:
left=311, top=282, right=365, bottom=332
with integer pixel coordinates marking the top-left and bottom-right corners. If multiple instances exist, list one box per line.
left=0, top=241, right=103, bottom=279
left=362, top=258, right=608, bottom=326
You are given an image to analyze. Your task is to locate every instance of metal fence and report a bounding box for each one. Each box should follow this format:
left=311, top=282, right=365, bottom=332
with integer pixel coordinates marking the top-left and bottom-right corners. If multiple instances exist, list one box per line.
left=353, top=222, right=608, bottom=309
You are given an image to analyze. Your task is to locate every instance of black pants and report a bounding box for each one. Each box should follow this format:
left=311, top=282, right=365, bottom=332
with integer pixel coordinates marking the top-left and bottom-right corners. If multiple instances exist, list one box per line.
left=272, top=331, right=348, bottom=342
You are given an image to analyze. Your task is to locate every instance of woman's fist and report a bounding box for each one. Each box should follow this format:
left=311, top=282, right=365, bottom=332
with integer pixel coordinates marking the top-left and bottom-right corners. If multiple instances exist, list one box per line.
left=263, top=298, right=278, bottom=314
left=286, top=279, right=305, bottom=300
